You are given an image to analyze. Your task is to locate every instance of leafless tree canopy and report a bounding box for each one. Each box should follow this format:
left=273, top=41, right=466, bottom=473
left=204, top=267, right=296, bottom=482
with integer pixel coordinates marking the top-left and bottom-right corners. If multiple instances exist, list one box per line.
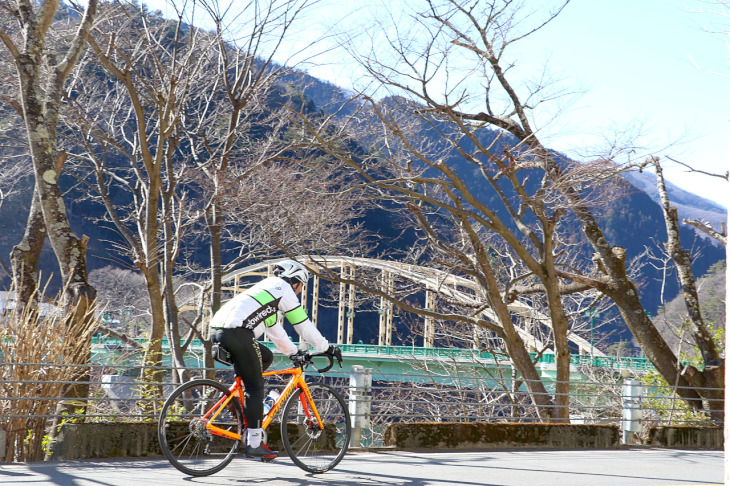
left=51, top=0, right=369, bottom=382
left=290, top=0, right=724, bottom=419
left=0, top=0, right=724, bottom=424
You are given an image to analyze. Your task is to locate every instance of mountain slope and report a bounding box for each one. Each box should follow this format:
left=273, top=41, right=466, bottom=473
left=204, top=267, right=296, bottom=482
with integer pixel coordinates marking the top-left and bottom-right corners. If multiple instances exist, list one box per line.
left=0, top=70, right=725, bottom=348
left=652, top=261, right=726, bottom=359
left=623, top=170, right=726, bottom=239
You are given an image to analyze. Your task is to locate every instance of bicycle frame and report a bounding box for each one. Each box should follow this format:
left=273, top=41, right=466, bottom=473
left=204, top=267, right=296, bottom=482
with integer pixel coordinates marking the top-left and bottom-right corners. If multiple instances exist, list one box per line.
left=204, top=365, right=324, bottom=441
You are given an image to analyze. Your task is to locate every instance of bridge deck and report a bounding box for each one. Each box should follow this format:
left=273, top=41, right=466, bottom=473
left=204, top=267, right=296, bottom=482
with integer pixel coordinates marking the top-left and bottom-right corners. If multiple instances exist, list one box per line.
left=90, top=337, right=655, bottom=376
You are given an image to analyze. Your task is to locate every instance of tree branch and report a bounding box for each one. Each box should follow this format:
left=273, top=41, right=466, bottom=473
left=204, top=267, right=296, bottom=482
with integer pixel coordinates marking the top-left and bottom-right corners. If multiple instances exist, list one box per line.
left=682, top=218, right=727, bottom=245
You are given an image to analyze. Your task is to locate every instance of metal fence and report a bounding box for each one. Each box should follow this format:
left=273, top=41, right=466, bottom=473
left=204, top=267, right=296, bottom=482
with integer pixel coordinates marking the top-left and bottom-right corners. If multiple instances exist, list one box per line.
left=0, top=360, right=722, bottom=452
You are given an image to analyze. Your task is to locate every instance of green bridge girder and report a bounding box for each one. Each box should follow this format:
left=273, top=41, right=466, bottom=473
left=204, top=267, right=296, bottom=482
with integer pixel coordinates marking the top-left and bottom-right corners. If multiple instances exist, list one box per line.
left=90, top=337, right=654, bottom=387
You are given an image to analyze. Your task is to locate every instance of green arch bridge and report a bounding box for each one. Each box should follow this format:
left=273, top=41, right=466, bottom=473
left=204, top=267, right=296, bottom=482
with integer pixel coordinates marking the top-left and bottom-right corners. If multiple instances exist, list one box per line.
left=91, top=337, right=653, bottom=386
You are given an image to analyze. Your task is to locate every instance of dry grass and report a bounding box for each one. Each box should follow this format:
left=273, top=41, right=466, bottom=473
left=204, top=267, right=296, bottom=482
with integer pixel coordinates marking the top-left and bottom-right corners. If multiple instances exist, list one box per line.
left=0, top=286, right=98, bottom=462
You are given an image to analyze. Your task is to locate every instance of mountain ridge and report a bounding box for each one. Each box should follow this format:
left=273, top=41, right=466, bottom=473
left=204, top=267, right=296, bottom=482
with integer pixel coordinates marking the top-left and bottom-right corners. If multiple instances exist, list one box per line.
left=623, top=170, right=726, bottom=235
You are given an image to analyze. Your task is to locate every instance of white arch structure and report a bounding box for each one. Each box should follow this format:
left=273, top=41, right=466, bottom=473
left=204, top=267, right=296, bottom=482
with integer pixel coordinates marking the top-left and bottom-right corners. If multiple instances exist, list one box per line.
left=221, top=255, right=604, bottom=357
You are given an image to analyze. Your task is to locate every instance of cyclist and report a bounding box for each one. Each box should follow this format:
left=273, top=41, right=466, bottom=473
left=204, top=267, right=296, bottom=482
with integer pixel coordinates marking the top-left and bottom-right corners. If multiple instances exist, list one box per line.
left=209, top=259, right=341, bottom=460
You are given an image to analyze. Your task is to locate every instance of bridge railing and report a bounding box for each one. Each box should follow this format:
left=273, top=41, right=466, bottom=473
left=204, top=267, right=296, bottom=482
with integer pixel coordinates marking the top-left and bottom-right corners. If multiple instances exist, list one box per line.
left=538, top=352, right=656, bottom=371
left=90, top=336, right=657, bottom=372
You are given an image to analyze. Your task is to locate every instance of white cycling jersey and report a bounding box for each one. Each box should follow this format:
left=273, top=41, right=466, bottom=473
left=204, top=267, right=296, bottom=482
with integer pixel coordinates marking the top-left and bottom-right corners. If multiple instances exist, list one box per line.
left=210, top=276, right=329, bottom=356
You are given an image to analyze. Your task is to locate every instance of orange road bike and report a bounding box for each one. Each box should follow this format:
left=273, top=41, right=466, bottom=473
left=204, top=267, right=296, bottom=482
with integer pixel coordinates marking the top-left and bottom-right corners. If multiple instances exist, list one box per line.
left=157, top=352, right=351, bottom=476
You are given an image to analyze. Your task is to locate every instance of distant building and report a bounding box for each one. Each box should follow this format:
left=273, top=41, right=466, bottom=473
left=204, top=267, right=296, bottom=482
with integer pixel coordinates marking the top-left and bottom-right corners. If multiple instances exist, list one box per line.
left=0, top=291, right=58, bottom=317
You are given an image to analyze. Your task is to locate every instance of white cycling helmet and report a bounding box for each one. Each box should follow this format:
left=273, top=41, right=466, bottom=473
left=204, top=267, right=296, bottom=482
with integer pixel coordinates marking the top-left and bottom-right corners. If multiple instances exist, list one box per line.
left=273, top=259, right=310, bottom=284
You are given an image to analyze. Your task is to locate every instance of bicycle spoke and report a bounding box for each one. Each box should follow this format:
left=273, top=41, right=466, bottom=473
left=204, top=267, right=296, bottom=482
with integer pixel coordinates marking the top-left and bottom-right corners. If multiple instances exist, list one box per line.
left=158, top=379, right=242, bottom=476
left=281, top=383, right=351, bottom=473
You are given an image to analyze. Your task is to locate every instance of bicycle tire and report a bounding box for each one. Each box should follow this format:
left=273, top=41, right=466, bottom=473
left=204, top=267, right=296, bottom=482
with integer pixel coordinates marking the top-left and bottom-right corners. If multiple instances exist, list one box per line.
left=280, top=382, right=351, bottom=473
left=158, top=379, right=243, bottom=476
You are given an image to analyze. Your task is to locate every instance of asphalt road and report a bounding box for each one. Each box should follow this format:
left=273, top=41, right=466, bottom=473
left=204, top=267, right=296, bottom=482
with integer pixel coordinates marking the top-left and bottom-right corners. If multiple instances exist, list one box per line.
left=0, top=448, right=722, bottom=486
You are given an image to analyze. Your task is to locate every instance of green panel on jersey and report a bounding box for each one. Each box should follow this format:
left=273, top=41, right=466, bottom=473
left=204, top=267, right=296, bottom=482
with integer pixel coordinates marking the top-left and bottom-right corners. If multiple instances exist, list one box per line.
left=265, top=315, right=277, bottom=327
left=251, top=290, right=275, bottom=305
left=285, top=306, right=308, bottom=325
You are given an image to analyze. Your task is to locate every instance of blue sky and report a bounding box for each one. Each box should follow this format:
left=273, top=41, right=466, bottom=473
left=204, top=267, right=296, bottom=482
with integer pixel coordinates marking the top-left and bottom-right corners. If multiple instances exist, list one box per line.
left=145, top=0, right=728, bottom=207
left=521, top=0, right=729, bottom=208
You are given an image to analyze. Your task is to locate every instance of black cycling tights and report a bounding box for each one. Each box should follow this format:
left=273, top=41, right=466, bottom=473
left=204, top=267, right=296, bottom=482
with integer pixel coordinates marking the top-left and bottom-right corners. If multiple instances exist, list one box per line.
left=210, top=327, right=273, bottom=429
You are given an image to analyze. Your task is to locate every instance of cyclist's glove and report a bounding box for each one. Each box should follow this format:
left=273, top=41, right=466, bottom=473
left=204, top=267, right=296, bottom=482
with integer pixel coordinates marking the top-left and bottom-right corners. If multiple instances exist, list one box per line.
left=289, top=349, right=308, bottom=368
left=326, top=345, right=343, bottom=367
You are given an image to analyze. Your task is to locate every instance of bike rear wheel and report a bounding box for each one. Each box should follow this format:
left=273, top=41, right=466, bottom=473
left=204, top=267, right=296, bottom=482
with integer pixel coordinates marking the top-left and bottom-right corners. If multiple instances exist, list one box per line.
left=158, top=379, right=243, bottom=476
left=280, top=383, right=351, bottom=473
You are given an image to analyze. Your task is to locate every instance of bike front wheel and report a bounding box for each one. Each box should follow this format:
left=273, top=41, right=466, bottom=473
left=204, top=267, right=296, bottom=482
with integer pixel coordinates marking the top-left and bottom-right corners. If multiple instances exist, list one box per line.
left=158, top=379, right=243, bottom=477
left=280, top=383, right=351, bottom=473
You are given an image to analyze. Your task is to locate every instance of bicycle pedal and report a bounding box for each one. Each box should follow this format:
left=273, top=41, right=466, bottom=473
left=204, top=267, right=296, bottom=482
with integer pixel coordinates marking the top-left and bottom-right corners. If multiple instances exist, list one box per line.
left=261, top=456, right=276, bottom=463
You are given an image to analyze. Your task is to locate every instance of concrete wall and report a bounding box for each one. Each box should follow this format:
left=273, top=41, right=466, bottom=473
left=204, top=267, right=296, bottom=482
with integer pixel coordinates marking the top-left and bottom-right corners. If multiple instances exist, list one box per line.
left=384, top=422, right=620, bottom=450
left=648, top=426, right=723, bottom=449
left=47, top=422, right=285, bottom=461
left=48, top=423, right=162, bottom=461
left=44, top=422, right=721, bottom=461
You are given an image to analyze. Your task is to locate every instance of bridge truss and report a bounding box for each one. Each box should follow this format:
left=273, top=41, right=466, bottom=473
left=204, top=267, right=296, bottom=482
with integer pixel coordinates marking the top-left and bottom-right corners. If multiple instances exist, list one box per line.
left=221, top=256, right=604, bottom=357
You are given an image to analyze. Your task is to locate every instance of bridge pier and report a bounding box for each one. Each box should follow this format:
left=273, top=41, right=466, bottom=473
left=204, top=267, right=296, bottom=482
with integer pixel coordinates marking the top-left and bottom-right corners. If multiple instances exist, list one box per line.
left=349, top=365, right=372, bottom=448
left=310, top=275, right=320, bottom=327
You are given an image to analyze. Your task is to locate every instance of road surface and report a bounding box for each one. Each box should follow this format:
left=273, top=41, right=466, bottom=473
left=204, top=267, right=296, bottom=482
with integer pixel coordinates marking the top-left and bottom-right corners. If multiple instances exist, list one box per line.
left=0, top=448, right=722, bottom=486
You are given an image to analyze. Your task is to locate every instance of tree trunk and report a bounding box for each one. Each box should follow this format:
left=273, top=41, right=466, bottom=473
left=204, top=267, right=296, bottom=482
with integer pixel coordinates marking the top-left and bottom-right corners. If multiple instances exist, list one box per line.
left=7, top=2, right=99, bottom=451
left=142, top=270, right=166, bottom=379
left=545, top=288, right=572, bottom=422
left=498, top=319, right=555, bottom=421
left=478, top=259, right=556, bottom=421
left=205, top=205, right=224, bottom=381
left=649, top=158, right=724, bottom=421
left=164, top=250, right=189, bottom=385
left=530, top=143, right=711, bottom=412
left=652, top=159, right=721, bottom=364
left=208, top=203, right=224, bottom=314
left=10, top=189, right=46, bottom=311
left=13, top=0, right=98, bottom=312
left=582, top=228, right=705, bottom=410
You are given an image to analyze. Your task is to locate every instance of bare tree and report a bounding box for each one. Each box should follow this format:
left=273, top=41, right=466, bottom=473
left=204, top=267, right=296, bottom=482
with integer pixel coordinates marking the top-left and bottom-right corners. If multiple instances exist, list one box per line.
left=291, top=0, right=608, bottom=421
left=222, top=159, right=369, bottom=259
left=59, top=0, right=211, bottom=383
left=88, top=265, right=150, bottom=348
left=293, top=0, right=723, bottom=419
left=180, top=0, right=345, bottom=311
left=179, top=0, right=370, bottom=375
left=61, top=0, right=364, bottom=384
left=643, top=157, right=724, bottom=368
left=0, top=0, right=100, bottom=443
left=0, top=0, right=97, bottom=313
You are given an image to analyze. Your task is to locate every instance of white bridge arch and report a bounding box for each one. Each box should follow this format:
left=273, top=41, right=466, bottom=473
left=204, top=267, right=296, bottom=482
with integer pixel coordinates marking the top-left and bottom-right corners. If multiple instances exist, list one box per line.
left=221, top=256, right=604, bottom=357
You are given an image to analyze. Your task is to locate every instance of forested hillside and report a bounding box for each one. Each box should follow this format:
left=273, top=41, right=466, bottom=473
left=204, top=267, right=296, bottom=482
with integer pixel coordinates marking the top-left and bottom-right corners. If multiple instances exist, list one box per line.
left=0, top=67, right=726, bottom=345
left=652, top=261, right=726, bottom=360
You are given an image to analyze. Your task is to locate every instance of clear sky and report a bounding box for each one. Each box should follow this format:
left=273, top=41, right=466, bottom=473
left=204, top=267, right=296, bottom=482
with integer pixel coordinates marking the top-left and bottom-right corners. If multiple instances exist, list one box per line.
left=520, top=0, right=729, bottom=208
left=145, top=0, right=728, bottom=207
